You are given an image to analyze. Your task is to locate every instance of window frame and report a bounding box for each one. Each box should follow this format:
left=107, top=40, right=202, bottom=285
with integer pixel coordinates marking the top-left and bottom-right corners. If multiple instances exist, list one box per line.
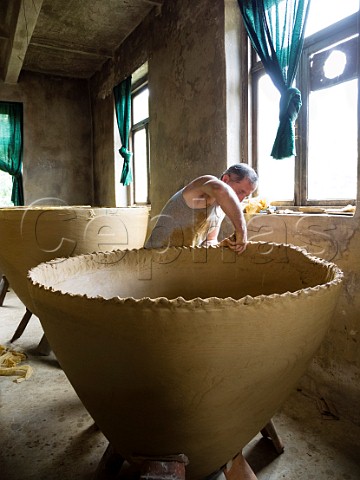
left=0, top=102, right=23, bottom=206
left=248, top=11, right=359, bottom=207
left=130, top=78, right=150, bottom=206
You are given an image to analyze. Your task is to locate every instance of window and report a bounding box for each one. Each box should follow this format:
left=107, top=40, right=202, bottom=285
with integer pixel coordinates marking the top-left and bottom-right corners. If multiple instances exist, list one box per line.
left=250, top=3, right=359, bottom=206
left=0, top=112, right=14, bottom=206
left=114, top=64, right=150, bottom=206
left=0, top=112, right=11, bottom=139
left=0, top=170, right=13, bottom=206
left=131, top=83, right=150, bottom=205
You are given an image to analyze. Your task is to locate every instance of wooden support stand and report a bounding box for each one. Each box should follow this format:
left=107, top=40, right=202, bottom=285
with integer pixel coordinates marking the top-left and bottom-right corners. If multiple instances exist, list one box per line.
left=94, top=422, right=283, bottom=480
left=36, top=334, right=52, bottom=356
left=223, top=453, right=258, bottom=480
left=0, top=275, right=9, bottom=306
left=94, top=444, right=125, bottom=480
left=261, top=419, right=285, bottom=454
left=222, top=419, right=285, bottom=480
left=10, top=308, right=52, bottom=356
left=10, top=308, right=33, bottom=342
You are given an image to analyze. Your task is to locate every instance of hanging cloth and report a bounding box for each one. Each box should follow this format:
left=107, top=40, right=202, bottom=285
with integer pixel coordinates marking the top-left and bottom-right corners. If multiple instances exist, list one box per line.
left=0, top=102, right=24, bottom=205
left=238, top=0, right=311, bottom=159
left=113, top=76, right=133, bottom=186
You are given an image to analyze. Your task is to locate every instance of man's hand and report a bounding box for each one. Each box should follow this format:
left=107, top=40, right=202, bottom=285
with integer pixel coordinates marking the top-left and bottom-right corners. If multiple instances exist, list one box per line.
left=219, top=231, right=247, bottom=254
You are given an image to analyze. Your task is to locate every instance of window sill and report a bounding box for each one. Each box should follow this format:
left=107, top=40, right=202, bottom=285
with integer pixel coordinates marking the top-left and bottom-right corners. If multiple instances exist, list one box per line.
left=248, top=205, right=355, bottom=217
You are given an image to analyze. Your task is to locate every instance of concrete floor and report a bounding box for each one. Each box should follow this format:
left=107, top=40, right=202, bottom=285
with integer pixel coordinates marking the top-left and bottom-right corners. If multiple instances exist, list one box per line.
left=1, top=287, right=360, bottom=480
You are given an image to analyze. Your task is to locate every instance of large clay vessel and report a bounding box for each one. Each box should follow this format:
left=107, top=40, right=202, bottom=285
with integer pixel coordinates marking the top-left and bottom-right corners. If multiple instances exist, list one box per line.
left=28, top=243, right=343, bottom=479
left=0, top=206, right=149, bottom=315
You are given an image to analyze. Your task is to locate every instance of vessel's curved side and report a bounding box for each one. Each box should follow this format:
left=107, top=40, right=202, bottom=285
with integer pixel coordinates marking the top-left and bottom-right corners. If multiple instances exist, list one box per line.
left=0, top=206, right=149, bottom=313
left=28, top=243, right=343, bottom=479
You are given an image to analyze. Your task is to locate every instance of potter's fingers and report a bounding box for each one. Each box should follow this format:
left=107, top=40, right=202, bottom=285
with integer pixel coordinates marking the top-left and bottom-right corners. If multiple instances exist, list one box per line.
left=219, top=238, right=235, bottom=248
left=234, top=243, right=247, bottom=254
left=226, top=242, right=246, bottom=253
left=219, top=238, right=246, bottom=252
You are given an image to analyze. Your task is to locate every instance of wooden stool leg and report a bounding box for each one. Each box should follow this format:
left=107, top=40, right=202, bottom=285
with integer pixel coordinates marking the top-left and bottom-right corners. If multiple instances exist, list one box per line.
left=223, top=453, right=258, bottom=480
left=10, top=308, right=33, bottom=342
left=261, top=419, right=284, bottom=454
left=94, top=443, right=125, bottom=480
left=0, top=275, right=10, bottom=306
left=36, top=334, right=52, bottom=356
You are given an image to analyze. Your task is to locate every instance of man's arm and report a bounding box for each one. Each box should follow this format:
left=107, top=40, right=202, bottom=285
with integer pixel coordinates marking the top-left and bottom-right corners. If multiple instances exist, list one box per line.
left=183, top=176, right=247, bottom=253
left=203, top=225, right=221, bottom=246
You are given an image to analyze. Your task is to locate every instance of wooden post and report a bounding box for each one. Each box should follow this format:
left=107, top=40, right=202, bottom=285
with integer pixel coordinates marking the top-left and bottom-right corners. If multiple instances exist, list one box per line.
left=261, top=419, right=285, bottom=454
left=0, top=275, right=9, bottom=306
left=94, top=444, right=125, bottom=480
left=10, top=308, right=33, bottom=342
left=36, top=334, right=52, bottom=356
left=223, top=453, right=258, bottom=480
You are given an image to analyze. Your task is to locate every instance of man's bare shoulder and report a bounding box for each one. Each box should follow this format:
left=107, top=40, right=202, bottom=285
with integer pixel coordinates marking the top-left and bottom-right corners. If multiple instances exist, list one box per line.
left=184, top=175, right=219, bottom=191
left=183, top=175, right=222, bottom=208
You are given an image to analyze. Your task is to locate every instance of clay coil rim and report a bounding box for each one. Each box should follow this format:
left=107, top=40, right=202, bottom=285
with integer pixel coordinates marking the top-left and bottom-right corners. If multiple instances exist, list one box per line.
left=28, top=241, right=343, bottom=309
left=0, top=205, right=148, bottom=211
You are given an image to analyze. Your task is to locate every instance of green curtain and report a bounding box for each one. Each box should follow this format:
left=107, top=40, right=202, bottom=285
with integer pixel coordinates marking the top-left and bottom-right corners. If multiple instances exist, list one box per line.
left=0, top=102, right=24, bottom=205
left=113, top=76, right=133, bottom=186
left=238, top=0, right=311, bottom=159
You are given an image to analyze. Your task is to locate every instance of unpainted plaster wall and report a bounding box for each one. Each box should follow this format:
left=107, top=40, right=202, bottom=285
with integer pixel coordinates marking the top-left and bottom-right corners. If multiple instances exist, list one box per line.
left=90, top=2, right=155, bottom=207
left=225, top=0, right=242, bottom=166
left=246, top=213, right=360, bottom=425
left=148, top=0, right=227, bottom=217
left=91, top=94, right=116, bottom=207
left=91, top=0, right=228, bottom=214
left=0, top=71, right=93, bottom=206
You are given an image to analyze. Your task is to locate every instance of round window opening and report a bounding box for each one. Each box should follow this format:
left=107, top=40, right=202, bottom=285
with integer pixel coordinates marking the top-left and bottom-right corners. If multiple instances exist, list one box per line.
left=324, top=50, right=347, bottom=79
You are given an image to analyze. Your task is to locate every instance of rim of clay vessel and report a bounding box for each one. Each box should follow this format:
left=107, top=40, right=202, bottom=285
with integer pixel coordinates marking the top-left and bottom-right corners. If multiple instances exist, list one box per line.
left=0, top=205, right=148, bottom=211
left=28, top=241, right=343, bottom=308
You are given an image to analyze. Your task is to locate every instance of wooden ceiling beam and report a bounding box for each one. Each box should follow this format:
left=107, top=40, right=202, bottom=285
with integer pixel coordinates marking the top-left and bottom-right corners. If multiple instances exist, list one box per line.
left=2, top=0, right=44, bottom=84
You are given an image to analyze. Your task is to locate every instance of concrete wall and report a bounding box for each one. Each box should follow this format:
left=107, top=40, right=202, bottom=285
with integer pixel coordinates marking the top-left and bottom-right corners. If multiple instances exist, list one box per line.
left=225, top=0, right=242, bottom=167
left=148, top=0, right=227, bottom=217
left=0, top=71, right=93, bottom=206
left=91, top=0, right=228, bottom=215
left=246, top=213, right=360, bottom=425
left=91, top=93, right=116, bottom=207
left=90, top=1, right=154, bottom=207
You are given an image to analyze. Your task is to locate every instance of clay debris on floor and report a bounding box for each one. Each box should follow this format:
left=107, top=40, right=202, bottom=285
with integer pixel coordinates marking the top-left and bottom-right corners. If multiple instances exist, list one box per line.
left=0, top=343, right=33, bottom=382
